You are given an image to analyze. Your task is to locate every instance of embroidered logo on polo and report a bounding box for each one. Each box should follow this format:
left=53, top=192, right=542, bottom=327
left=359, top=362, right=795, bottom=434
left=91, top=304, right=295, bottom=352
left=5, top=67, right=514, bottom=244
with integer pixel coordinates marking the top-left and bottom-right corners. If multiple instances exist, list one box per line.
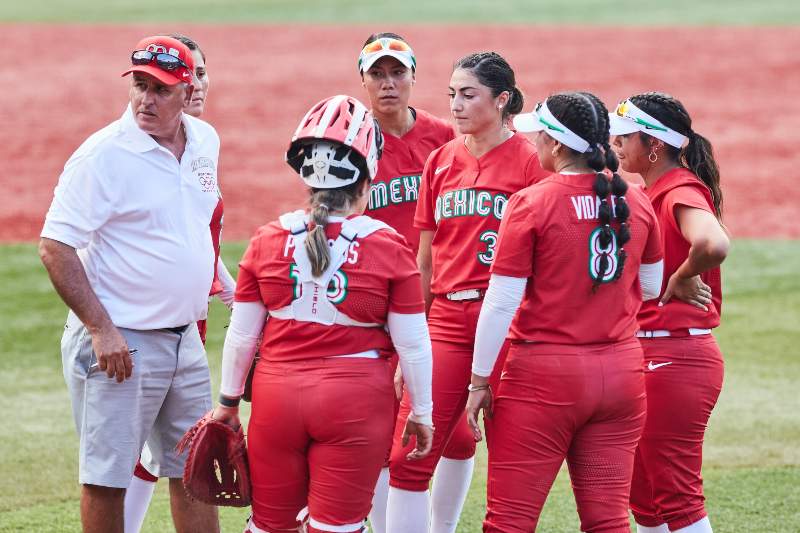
left=192, top=157, right=217, bottom=193
left=368, top=175, right=421, bottom=210
left=289, top=264, right=349, bottom=304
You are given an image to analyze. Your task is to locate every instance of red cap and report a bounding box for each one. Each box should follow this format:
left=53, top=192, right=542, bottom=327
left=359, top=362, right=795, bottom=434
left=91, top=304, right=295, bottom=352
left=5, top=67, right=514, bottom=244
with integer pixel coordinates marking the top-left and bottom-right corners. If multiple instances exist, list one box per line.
left=121, top=36, right=194, bottom=86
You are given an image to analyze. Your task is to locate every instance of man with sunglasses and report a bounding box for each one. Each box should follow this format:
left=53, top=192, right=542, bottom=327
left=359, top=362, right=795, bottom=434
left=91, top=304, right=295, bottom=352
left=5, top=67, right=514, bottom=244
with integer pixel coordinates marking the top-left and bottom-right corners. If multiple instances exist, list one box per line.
left=39, top=35, right=220, bottom=533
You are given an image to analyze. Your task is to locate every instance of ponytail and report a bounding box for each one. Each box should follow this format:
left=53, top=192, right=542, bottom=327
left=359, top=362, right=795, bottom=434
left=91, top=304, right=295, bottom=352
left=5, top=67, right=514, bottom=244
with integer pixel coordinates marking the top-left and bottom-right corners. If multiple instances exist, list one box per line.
left=305, top=174, right=368, bottom=277
left=683, top=132, right=723, bottom=217
left=506, top=86, right=524, bottom=116
left=305, top=201, right=332, bottom=277
left=631, top=92, right=723, bottom=218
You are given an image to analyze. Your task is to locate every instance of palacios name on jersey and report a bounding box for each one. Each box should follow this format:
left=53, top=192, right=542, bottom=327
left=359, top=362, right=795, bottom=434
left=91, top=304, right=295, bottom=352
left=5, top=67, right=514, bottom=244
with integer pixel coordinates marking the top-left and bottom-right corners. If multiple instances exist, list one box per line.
left=434, top=189, right=508, bottom=222
left=368, top=174, right=421, bottom=210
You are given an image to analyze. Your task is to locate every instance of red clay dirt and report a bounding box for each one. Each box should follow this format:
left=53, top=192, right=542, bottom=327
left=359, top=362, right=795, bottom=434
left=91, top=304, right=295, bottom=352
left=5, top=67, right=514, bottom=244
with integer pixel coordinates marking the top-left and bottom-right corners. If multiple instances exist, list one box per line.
left=1, top=25, right=797, bottom=241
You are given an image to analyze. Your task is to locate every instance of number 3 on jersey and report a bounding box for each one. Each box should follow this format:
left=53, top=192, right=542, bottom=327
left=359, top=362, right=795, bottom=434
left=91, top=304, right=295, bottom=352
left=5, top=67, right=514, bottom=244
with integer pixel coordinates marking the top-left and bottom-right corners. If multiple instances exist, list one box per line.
left=477, top=230, right=498, bottom=266
left=588, top=227, right=619, bottom=283
left=289, top=264, right=349, bottom=304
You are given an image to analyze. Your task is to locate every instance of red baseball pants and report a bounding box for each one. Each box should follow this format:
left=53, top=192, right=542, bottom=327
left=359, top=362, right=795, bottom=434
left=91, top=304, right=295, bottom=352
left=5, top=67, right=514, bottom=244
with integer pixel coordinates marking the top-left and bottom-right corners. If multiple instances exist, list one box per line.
left=484, top=338, right=646, bottom=533
left=630, top=335, right=724, bottom=530
left=248, top=357, right=394, bottom=532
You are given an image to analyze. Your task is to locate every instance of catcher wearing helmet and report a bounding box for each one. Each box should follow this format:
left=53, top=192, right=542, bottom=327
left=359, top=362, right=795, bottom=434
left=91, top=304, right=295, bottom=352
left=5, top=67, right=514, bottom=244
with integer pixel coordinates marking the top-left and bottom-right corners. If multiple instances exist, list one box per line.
left=209, top=95, right=434, bottom=533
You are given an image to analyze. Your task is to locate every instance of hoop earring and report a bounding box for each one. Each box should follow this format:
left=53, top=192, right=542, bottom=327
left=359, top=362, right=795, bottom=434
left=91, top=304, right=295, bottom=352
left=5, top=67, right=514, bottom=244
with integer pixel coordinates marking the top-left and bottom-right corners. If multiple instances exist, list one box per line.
left=648, top=150, right=658, bottom=163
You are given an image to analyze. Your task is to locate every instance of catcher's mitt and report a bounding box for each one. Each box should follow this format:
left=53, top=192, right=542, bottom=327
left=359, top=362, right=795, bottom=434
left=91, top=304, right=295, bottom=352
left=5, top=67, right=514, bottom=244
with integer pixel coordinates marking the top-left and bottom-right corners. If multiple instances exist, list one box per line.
left=176, top=411, right=251, bottom=507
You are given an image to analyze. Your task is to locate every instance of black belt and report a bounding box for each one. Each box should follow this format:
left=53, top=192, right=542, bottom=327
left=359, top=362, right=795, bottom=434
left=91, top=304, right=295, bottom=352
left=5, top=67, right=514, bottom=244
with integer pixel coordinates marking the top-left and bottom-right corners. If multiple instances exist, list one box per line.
left=165, top=324, right=191, bottom=334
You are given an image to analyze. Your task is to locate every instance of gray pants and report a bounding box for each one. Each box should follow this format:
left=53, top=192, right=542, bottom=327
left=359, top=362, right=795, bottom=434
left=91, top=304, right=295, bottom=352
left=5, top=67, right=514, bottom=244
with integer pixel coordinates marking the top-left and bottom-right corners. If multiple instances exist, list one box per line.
left=61, top=311, right=212, bottom=488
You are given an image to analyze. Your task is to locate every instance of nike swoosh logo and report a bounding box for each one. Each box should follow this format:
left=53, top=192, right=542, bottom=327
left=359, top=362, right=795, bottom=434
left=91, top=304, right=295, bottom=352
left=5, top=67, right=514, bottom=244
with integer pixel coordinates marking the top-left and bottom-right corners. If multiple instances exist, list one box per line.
left=647, top=361, right=673, bottom=371
left=434, top=164, right=450, bottom=175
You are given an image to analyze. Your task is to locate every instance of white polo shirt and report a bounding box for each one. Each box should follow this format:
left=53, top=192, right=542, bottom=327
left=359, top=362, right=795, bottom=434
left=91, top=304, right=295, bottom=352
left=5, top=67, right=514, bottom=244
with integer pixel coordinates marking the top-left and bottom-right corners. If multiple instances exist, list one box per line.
left=42, top=106, right=221, bottom=330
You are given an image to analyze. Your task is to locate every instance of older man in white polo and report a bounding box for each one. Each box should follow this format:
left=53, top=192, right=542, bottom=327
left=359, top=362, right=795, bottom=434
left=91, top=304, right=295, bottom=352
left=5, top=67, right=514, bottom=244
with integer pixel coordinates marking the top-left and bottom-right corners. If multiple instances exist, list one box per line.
left=39, top=35, right=221, bottom=533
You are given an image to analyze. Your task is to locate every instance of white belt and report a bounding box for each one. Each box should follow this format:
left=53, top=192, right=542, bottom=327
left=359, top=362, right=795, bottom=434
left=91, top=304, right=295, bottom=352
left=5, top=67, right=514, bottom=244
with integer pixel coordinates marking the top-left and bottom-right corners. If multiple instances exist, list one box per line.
left=637, top=328, right=712, bottom=338
left=446, top=289, right=483, bottom=301
left=324, top=349, right=380, bottom=359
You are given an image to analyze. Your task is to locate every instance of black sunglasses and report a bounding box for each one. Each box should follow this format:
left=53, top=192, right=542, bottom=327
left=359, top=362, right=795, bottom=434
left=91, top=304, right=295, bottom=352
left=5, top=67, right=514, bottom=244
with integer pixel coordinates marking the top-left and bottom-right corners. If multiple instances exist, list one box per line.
left=131, top=50, right=188, bottom=71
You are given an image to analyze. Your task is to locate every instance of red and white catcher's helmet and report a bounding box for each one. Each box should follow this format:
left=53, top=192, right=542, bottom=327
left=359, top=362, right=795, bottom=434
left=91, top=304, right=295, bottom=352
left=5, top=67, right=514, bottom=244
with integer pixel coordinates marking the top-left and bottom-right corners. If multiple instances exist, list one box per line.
left=286, top=95, right=383, bottom=189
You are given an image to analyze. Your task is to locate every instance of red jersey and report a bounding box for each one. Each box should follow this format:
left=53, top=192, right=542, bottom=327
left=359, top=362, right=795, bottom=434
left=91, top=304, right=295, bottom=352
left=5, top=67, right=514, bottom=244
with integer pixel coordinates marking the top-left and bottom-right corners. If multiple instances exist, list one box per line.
left=414, top=132, right=549, bottom=295
left=638, top=168, right=722, bottom=331
left=491, top=173, right=663, bottom=344
left=234, top=216, right=425, bottom=362
left=209, top=196, right=224, bottom=295
left=366, top=108, right=454, bottom=253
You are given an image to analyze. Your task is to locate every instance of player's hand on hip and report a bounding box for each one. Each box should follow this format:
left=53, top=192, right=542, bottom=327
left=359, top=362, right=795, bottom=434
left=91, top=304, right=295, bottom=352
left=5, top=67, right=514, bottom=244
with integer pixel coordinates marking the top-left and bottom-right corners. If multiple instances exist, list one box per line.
left=393, top=366, right=404, bottom=402
left=211, top=405, right=241, bottom=432
left=660, top=273, right=711, bottom=311
left=91, top=324, right=132, bottom=383
left=402, top=418, right=434, bottom=460
left=466, top=386, right=493, bottom=442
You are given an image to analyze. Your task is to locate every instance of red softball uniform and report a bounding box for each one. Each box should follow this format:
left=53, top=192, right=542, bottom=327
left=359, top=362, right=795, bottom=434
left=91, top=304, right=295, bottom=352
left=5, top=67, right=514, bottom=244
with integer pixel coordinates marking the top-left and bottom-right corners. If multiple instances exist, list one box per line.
left=631, top=168, right=725, bottom=531
left=197, top=196, right=224, bottom=344
left=491, top=173, right=663, bottom=344
left=482, top=172, right=662, bottom=532
left=415, top=132, right=550, bottom=296
left=234, top=217, right=425, bottom=361
left=638, top=167, right=722, bottom=332
left=366, top=108, right=454, bottom=253
left=235, top=215, right=425, bottom=532
left=390, top=134, right=546, bottom=491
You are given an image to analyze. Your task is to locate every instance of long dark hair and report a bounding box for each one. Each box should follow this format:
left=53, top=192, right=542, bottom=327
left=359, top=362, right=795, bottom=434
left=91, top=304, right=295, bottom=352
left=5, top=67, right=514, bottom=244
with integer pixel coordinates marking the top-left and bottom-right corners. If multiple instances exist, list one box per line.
left=629, top=92, right=722, bottom=217
left=546, top=92, right=631, bottom=290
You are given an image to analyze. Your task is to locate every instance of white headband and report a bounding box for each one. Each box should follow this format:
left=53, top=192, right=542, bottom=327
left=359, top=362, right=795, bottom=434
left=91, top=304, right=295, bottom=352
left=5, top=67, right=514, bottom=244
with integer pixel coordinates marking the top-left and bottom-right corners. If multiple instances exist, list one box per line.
left=608, top=99, right=689, bottom=149
left=513, top=101, right=592, bottom=153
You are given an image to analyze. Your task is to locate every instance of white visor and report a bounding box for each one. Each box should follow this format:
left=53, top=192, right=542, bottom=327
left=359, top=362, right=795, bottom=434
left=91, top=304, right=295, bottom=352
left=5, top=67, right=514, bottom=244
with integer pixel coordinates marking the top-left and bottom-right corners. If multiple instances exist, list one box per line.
left=513, top=101, right=592, bottom=153
left=358, top=38, right=416, bottom=73
left=609, top=99, right=689, bottom=149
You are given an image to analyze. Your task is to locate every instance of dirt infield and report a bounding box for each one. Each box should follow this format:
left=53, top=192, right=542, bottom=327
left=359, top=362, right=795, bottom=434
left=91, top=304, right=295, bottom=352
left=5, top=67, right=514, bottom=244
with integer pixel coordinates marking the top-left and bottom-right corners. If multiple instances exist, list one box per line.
left=1, top=24, right=797, bottom=241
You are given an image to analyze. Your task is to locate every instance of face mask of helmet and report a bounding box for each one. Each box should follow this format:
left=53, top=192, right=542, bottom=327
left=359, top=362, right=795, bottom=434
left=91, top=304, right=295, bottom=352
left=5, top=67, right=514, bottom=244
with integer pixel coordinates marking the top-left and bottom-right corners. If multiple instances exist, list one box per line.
left=299, top=141, right=363, bottom=188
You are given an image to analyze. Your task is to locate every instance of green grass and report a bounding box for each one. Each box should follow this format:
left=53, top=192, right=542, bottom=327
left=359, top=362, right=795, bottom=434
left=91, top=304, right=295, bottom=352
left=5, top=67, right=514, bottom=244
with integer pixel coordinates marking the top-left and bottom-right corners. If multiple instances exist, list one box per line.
left=1, top=239, right=798, bottom=532
left=2, top=0, right=800, bottom=24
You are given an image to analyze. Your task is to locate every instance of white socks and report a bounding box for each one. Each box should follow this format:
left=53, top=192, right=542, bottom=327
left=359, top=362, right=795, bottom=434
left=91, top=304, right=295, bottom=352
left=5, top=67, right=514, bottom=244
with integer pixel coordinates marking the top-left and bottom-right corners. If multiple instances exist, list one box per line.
left=369, top=467, right=391, bottom=533
left=386, top=487, right=430, bottom=533
left=123, top=476, right=156, bottom=533
left=430, top=457, right=474, bottom=533
left=672, top=516, right=713, bottom=533
left=637, top=525, right=670, bottom=533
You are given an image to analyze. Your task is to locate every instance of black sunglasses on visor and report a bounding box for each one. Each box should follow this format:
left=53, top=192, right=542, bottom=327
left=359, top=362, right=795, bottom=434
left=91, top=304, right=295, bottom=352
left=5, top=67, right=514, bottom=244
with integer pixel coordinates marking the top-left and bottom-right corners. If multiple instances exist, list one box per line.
left=131, top=50, right=188, bottom=71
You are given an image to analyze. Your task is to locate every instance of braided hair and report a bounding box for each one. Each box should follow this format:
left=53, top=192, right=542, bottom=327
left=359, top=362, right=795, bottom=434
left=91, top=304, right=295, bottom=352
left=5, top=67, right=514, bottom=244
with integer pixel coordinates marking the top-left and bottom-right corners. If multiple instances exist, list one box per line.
left=546, top=91, right=630, bottom=290
left=453, top=52, right=524, bottom=120
left=629, top=92, right=722, bottom=218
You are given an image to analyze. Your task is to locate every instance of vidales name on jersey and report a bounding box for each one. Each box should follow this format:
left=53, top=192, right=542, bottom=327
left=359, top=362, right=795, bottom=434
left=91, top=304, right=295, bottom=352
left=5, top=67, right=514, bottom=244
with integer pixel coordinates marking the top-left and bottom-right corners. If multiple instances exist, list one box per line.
left=572, top=193, right=626, bottom=284
left=368, top=174, right=421, bottom=210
